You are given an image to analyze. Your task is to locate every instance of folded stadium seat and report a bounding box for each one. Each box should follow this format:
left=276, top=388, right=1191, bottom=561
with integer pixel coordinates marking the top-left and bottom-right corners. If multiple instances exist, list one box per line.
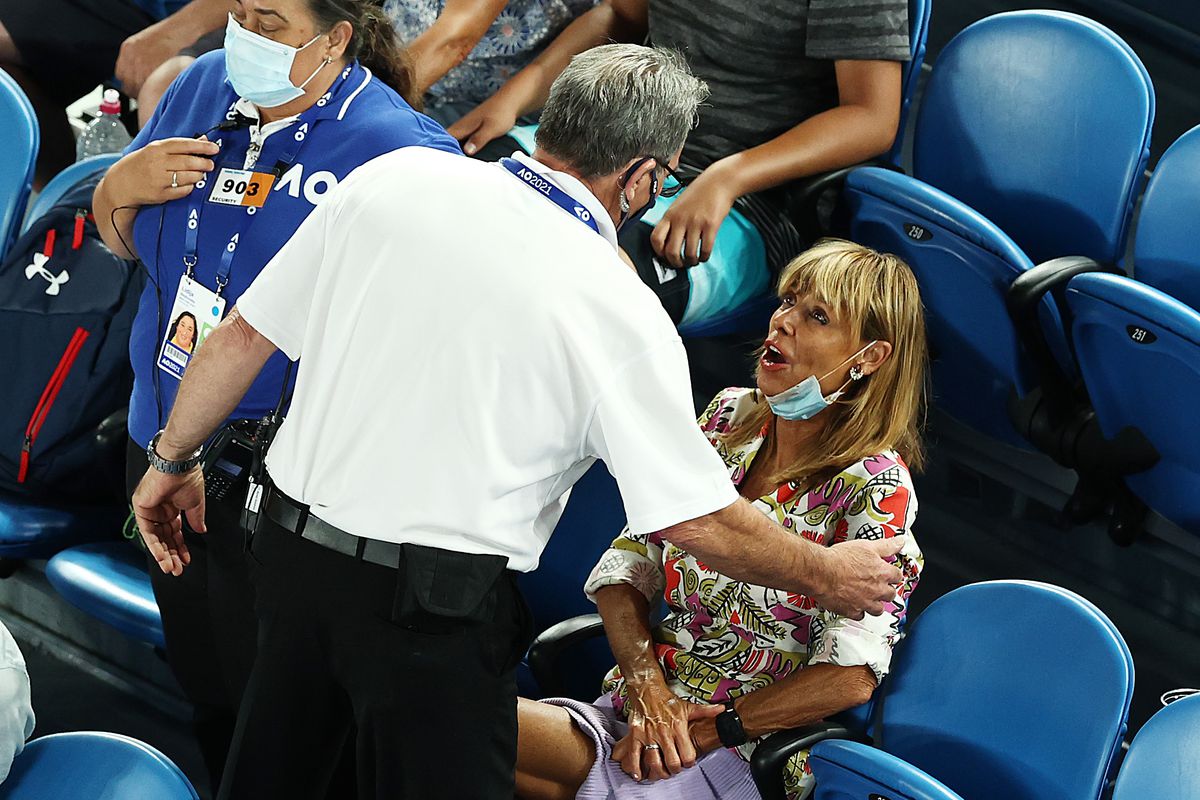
left=0, top=69, right=38, bottom=261
left=1111, top=693, right=1200, bottom=800
left=798, top=581, right=1133, bottom=800
left=843, top=11, right=1154, bottom=452
left=0, top=494, right=124, bottom=567
left=1065, top=273, right=1200, bottom=535
left=0, top=731, right=197, bottom=799
left=516, top=461, right=625, bottom=698
left=1130, top=124, right=1200, bottom=312
left=45, top=542, right=165, bottom=649
left=20, top=154, right=121, bottom=233
left=677, top=0, right=932, bottom=340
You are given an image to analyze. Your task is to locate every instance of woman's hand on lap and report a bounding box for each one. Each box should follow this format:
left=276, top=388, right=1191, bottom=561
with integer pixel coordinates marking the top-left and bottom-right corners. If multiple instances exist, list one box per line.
left=611, top=683, right=722, bottom=781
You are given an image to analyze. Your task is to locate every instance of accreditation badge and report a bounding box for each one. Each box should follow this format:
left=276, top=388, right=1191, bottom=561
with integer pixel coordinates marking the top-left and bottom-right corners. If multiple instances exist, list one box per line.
left=157, top=275, right=226, bottom=381
left=207, top=167, right=276, bottom=208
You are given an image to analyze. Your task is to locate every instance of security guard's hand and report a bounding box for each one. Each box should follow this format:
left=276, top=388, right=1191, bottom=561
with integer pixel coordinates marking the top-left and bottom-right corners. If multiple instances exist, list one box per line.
left=814, top=536, right=906, bottom=620
left=448, top=96, right=518, bottom=157
left=132, top=466, right=207, bottom=576
left=109, top=136, right=219, bottom=207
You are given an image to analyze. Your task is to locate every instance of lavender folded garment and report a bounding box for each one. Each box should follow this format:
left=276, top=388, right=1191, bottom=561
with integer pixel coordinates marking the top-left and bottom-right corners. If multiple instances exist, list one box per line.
left=542, top=695, right=762, bottom=800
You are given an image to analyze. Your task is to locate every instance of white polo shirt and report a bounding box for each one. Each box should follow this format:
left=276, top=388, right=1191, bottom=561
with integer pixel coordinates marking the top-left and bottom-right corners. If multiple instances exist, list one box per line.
left=236, top=147, right=738, bottom=571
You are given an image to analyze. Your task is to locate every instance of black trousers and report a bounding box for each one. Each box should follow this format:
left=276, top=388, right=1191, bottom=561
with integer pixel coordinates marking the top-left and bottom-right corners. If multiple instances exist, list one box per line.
left=218, top=515, right=534, bottom=800
left=126, top=439, right=258, bottom=790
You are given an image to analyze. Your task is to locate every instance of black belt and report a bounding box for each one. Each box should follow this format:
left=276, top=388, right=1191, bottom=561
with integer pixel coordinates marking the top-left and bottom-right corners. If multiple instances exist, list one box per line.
left=263, top=488, right=402, bottom=569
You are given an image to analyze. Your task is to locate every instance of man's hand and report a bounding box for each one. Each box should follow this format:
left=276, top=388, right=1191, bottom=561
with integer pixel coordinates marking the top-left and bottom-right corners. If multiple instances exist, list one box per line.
left=813, top=537, right=906, bottom=620
left=650, top=167, right=737, bottom=269
left=447, top=95, right=519, bottom=156
left=132, top=467, right=207, bottom=576
left=612, top=685, right=723, bottom=782
left=116, top=18, right=195, bottom=97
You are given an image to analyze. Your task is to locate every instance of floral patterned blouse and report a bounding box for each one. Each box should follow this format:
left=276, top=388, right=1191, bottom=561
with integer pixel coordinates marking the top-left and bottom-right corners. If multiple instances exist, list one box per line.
left=583, top=387, right=923, bottom=798
left=384, top=0, right=597, bottom=107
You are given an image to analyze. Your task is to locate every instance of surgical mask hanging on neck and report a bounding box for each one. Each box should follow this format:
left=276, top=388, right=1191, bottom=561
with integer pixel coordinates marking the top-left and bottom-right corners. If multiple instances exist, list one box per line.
left=224, top=14, right=328, bottom=109
left=617, top=161, right=661, bottom=231
left=766, top=341, right=878, bottom=421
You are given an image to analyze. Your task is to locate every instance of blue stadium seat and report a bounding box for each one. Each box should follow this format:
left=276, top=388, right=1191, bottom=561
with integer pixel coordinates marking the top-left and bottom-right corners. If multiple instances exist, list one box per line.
left=0, top=494, right=123, bottom=561
left=45, top=542, right=165, bottom=648
left=21, top=154, right=120, bottom=234
left=844, top=10, right=1154, bottom=449
left=1111, top=694, right=1200, bottom=800
left=804, top=581, right=1133, bottom=800
left=0, top=731, right=197, bottom=800
left=0, top=69, right=38, bottom=261
left=1065, top=273, right=1200, bottom=534
left=1131, top=124, right=1200, bottom=311
left=677, top=0, right=932, bottom=339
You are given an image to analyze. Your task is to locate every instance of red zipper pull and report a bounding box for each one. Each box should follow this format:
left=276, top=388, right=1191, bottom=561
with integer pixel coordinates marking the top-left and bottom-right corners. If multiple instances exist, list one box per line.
left=72, top=210, right=86, bottom=250
left=42, top=229, right=56, bottom=258
left=17, top=435, right=31, bottom=483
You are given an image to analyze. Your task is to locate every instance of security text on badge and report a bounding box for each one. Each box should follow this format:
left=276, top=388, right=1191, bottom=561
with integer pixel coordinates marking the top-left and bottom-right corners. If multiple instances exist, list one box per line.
left=208, top=167, right=277, bottom=208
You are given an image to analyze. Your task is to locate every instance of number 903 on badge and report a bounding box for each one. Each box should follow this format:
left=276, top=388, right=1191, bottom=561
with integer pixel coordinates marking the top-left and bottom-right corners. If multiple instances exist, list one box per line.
left=208, top=167, right=276, bottom=208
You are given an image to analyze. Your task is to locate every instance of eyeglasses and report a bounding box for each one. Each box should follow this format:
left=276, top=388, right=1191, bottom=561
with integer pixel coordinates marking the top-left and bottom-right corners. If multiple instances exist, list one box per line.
left=654, top=158, right=685, bottom=198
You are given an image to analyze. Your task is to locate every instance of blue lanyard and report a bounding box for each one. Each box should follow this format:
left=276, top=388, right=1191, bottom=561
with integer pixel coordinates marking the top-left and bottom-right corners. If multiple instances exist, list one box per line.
left=500, top=158, right=600, bottom=235
left=181, top=66, right=354, bottom=295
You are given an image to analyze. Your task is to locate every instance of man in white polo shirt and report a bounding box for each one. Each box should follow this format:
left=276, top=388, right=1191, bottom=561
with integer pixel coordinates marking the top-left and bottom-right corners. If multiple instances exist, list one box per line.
left=130, top=44, right=904, bottom=799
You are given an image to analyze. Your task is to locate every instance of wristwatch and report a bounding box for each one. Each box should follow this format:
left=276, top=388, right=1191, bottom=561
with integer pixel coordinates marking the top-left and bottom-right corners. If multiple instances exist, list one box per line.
left=715, top=700, right=748, bottom=748
left=146, top=430, right=204, bottom=474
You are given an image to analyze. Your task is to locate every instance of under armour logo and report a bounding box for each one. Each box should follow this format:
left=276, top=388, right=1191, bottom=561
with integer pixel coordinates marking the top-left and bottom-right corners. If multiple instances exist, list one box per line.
left=24, top=253, right=70, bottom=296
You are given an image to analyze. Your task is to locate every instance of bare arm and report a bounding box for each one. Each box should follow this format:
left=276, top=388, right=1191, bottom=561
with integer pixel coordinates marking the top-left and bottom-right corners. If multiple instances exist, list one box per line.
left=651, top=59, right=903, bottom=268
left=131, top=307, right=277, bottom=575
left=660, top=498, right=903, bottom=620
left=405, top=0, right=508, bottom=97
left=595, top=583, right=722, bottom=781
left=447, top=0, right=648, bottom=152
left=689, top=663, right=877, bottom=752
left=116, top=0, right=234, bottom=95
left=156, top=307, right=277, bottom=459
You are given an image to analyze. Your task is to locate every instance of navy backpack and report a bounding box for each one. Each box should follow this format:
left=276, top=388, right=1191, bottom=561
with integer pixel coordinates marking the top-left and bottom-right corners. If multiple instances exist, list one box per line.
left=0, top=175, right=144, bottom=502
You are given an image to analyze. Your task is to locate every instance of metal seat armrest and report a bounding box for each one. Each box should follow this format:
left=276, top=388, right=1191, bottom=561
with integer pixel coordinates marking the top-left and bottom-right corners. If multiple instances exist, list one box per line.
left=749, top=721, right=868, bottom=800
left=1006, top=255, right=1112, bottom=406
left=526, top=613, right=605, bottom=697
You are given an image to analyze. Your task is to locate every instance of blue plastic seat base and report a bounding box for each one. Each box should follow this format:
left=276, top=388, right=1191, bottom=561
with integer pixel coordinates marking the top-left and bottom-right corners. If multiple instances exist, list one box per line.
left=0, top=494, right=124, bottom=559
left=21, top=154, right=120, bottom=233
left=0, top=731, right=197, bottom=800
left=1066, top=273, right=1200, bottom=532
left=810, top=739, right=963, bottom=800
left=45, top=542, right=164, bottom=648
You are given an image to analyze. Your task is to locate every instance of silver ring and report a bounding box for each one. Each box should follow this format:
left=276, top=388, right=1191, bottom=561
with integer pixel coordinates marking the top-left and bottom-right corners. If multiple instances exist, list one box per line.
left=171, top=171, right=179, bottom=189
left=643, top=743, right=661, bottom=751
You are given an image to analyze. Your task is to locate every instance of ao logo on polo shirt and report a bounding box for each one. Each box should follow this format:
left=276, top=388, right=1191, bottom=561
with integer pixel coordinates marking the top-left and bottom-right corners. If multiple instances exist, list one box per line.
left=273, top=163, right=340, bottom=206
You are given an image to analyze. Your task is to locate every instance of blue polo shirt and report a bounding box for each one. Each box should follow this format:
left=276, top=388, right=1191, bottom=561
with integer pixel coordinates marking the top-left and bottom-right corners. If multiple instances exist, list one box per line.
left=126, top=51, right=461, bottom=447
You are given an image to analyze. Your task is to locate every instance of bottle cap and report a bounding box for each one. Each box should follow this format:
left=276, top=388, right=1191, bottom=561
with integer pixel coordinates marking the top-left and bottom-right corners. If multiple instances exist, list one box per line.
left=100, top=89, right=121, bottom=115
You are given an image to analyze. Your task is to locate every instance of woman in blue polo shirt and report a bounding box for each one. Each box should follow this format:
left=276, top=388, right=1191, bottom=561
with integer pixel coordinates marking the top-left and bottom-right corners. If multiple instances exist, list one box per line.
left=94, top=0, right=459, bottom=786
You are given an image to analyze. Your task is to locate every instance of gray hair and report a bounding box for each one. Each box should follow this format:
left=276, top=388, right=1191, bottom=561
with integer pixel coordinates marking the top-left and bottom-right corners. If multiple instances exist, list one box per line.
left=535, top=44, right=709, bottom=178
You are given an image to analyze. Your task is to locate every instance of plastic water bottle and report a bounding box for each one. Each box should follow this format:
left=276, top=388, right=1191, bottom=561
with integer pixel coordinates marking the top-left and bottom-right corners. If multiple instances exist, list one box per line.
left=75, top=89, right=132, bottom=161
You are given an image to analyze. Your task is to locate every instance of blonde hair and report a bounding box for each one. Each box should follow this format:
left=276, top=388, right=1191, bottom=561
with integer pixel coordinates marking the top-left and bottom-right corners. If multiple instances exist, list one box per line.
left=722, top=239, right=929, bottom=490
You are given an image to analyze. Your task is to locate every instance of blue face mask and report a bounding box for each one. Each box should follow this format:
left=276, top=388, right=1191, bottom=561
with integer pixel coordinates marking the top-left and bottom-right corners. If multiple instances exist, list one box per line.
left=617, top=159, right=661, bottom=231
left=224, top=14, right=328, bottom=109
left=765, top=341, right=877, bottom=421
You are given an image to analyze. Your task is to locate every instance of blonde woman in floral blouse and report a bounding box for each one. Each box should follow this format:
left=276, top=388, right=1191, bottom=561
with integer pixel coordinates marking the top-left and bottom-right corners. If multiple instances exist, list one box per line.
left=515, top=239, right=928, bottom=800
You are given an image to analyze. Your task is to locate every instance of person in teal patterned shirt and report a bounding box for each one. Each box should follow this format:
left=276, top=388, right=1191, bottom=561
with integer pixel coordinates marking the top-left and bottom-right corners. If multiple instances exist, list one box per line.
left=515, top=239, right=928, bottom=800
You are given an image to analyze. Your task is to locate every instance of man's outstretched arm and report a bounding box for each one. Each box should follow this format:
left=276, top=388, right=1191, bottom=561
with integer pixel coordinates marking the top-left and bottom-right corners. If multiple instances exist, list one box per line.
left=131, top=308, right=277, bottom=575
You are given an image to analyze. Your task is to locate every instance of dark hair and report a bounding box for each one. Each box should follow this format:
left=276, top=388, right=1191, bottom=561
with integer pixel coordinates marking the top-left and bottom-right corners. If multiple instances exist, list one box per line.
left=308, top=0, right=421, bottom=109
left=168, top=312, right=198, bottom=351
